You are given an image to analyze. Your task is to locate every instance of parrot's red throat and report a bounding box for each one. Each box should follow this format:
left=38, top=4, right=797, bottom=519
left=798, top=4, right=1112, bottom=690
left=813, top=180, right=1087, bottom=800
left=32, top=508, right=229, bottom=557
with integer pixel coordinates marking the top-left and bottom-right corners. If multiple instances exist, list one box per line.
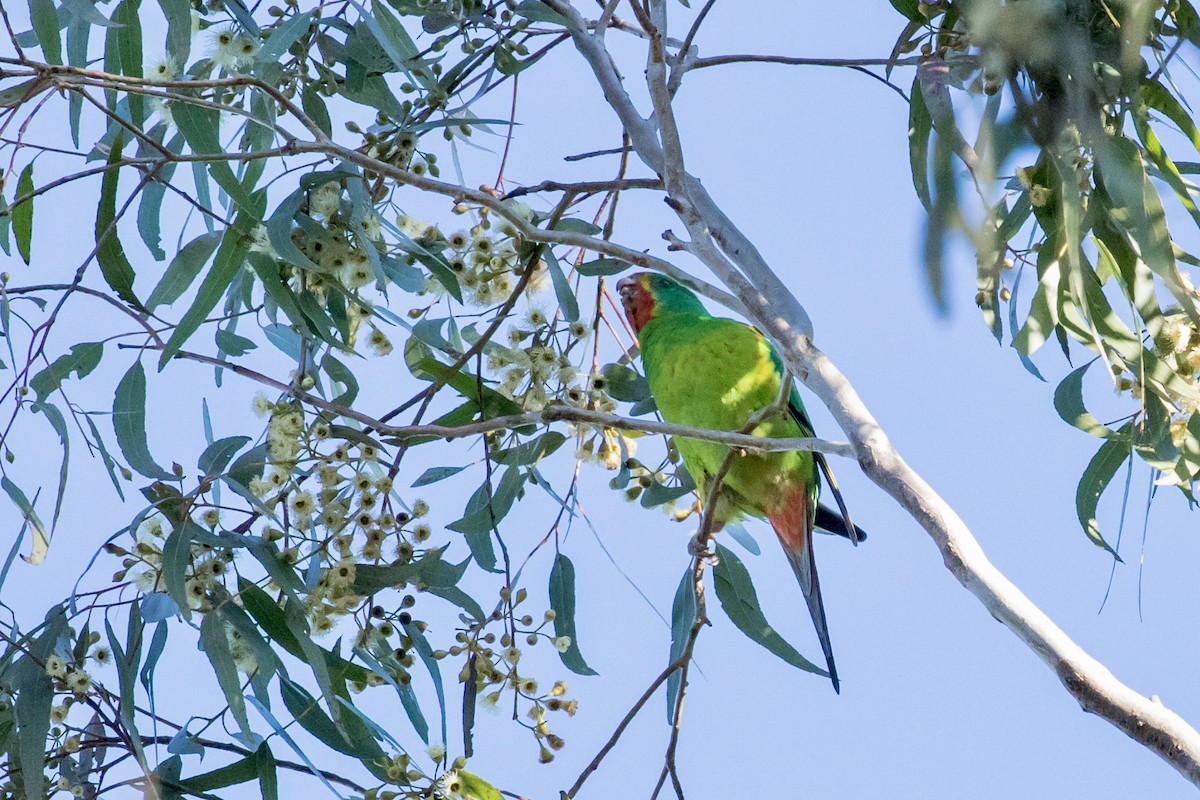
left=617, top=276, right=656, bottom=333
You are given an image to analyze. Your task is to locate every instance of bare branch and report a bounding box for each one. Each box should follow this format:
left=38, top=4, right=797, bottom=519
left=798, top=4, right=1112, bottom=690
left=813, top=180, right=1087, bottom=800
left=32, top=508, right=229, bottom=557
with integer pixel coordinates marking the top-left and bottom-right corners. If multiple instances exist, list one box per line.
left=543, top=0, right=1200, bottom=785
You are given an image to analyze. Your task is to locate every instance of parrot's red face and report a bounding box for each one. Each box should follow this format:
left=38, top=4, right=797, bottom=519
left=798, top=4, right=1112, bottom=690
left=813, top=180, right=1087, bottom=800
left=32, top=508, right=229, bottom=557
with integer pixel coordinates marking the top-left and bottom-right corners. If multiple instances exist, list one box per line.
left=617, top=273, right=658, bottom=333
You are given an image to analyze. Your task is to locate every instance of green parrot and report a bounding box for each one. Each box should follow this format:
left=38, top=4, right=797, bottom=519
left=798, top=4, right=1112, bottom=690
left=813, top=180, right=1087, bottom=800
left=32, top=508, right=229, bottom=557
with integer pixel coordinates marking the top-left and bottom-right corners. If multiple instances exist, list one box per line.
left=617, top=271, right=862, bottom=693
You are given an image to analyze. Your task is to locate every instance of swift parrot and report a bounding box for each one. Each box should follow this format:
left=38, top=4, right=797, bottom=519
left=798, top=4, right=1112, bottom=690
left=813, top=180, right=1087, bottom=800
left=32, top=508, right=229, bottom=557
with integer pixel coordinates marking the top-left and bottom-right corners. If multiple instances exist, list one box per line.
left=617, top=271, right=862, bottom=693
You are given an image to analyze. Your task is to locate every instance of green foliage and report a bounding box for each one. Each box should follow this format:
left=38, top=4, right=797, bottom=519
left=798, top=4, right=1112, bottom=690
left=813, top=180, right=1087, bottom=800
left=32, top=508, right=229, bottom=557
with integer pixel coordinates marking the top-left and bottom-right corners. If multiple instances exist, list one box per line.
left=895, top=0, right=1200, bottom=548
left=0, top=1, right=623, bottom=794
left=6, top=0, right=1191, bottom=795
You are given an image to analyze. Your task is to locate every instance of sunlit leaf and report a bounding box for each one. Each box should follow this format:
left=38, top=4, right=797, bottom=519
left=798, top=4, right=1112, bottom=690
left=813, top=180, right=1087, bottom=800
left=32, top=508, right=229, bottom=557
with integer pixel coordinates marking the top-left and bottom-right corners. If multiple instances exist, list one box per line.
left=1075, top=425, right=1133, bottom=558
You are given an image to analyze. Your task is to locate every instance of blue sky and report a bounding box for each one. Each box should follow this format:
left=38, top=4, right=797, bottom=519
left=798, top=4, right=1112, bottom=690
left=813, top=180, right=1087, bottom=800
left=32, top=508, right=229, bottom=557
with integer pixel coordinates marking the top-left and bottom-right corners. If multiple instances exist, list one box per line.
left=4, top=0, right=1200, bottom=797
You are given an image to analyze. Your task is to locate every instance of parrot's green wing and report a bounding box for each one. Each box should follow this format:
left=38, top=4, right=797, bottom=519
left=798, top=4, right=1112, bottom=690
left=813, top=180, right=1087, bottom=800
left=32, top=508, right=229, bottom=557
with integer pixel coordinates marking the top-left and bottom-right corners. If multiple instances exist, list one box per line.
left=772, top=350, right=864, bottom=544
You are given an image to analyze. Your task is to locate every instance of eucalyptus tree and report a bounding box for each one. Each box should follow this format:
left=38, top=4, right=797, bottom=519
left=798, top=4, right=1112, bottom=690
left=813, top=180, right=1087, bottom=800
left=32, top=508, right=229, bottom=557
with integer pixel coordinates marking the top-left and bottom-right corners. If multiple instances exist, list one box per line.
left=3, top=0, right=1200, bottom=797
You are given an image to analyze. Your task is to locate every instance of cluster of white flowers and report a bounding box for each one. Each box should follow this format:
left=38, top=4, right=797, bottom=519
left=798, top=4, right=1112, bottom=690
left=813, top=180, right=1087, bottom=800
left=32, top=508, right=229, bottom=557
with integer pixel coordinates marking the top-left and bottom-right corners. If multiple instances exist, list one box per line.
left=210, top=27, right=259, bottom=71
left=33, top=633, right=117, bottom=796
left=114, top=512, right=232, bottom=612
left=244, top=395, right=444, bottom=640
left=416, top=220, right=533, bottom=307
left=257, top=180, right=394, bottom=355
left=1143, top=313, right=1200, bottom=450
left=144, top=54, right=180, bottom=124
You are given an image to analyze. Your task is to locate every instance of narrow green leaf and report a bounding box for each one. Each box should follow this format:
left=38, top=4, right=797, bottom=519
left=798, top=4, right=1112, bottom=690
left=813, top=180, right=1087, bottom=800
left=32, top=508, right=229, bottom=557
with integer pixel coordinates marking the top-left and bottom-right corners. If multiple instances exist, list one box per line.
left=172, top=103, right=261, bottom=214
left=247, top=252, right=311, bottom=334
left=159, top=219, right=255, bottom=369
left=83, top=413, right=126, bottom=500
left=256, top=10, right=313, bottom=65
left=95, top=136, right=141, bottom=308
left=180, top=753, right=258, bottom=792
left=576, top=258, right=628, bottom=277
left=13, top=164, right=33, bottom=265
left=30, top=401, right=70, bottom=529
left=137, top=181, right=167, bottom=260
left=1053, top=363, right=1119, bottom=438
left=198, top=435, right=252, bottom=475
left=160, top=520, right=197, bottom=619
left=666, top=566, right=695, bottom=720
left=889, top=0, right=924, bottom=22
left=1075, top=426, right=1132, bottom=558
left=28, top=0, right=62, bottom=63
left=1093, top=136, right=1191, bottom=316
left=412, top=465, right=468, bottom=487
left=301, top=84, right=333, bottom=137
left=279, top=677, right=384, bottom=760
left=493, top=431, right=566, bottom=466
left=113, top=360, right=175, bottom=479
left=146, top=230, right=223, bottom=310
left=1143, top=80, right=1200, bottom=152
left=30, top=342, right=103, bottom=401
left=105, top=606, right=147, bottom=770
left=257, top=742, right=279, bottom=800
left=512, top=0, right=572, bottom=26
left=200, top=610, right=254, bottom=740
left=544, top=251, right=578, bottom=322
left=14, top=607, right=66, bottom=800
left=447, top=468, right=525, bottom=571
left=323, top=354, right=358, bottom=405
left=157, top=0, right=192, bottom=66
left=548, top=554, right=597, bottom=676
left=907, top=74, right=933, bottom=210
left=712, top=544, right=826, bottom=676
left=113, top=0, right=144, bottom=126
left=215, top=328, right=256, bottom=356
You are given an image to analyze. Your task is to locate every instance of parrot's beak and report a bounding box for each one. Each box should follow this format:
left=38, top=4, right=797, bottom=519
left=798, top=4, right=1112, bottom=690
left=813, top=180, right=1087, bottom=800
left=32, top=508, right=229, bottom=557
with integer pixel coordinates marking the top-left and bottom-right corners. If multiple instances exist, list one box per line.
left=616, top=276, right=637, bottom=311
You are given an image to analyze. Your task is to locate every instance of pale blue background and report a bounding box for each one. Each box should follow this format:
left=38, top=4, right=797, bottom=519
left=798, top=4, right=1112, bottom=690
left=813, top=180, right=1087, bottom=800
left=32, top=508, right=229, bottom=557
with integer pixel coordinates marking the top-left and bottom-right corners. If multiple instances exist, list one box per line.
left=3, top=1, right=1200, bottom=798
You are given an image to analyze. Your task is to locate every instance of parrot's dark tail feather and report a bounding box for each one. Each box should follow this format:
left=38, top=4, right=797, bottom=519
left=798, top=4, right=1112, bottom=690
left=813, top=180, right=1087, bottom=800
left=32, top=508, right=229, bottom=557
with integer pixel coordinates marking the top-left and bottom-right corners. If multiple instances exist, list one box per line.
left=814, top=503, right=867, bottom=541
left=780, top=532, right=840, bottom=694
left=814, top=453, right=863, bottom=546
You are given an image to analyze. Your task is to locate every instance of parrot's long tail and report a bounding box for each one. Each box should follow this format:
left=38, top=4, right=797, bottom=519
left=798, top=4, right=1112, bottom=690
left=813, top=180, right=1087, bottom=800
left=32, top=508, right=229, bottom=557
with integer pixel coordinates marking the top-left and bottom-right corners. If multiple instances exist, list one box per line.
left=769, top=492, right=839, bottom=694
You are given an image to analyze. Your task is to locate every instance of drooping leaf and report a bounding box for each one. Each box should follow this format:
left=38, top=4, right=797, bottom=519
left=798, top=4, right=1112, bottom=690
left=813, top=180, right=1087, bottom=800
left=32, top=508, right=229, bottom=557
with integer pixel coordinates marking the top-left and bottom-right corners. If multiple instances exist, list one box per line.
left=172, top=103, right=262, bottom=214
left=158, top=0, right=191, bottom=66
left=1053, top=363, right=1120, bottom=439
left=544, top=249, right=579, bottom=322
left=1, top=477, right=49, bottom=564
left=95, top=135, right=142, bottom=308
left=666, top=565, right=695, bottom=722
left=159, top=209, right=260, bottom=369
left=907, top=73, right=933, bottom=210
left=712, top=544, right=826, bottom=676
left=412, top=465, right=468, bottom=487
left=145, top=230, right=223, bottom=310
left=14, top=607, right=67, bottom=800
left=13, top=164, right=34, bottom=265
left=113, top=360, right=175, bottom=479
left=112, top=0, right=144, bottom=126
left=28, top=0, right=62, bottom=63
left=548, top=553, right=597, bottom=676
left=199, top=609, right=255, bottom=741
left=1075, top=425, right=1132, bottom=558
left=29, top=342, right=103, bottom=401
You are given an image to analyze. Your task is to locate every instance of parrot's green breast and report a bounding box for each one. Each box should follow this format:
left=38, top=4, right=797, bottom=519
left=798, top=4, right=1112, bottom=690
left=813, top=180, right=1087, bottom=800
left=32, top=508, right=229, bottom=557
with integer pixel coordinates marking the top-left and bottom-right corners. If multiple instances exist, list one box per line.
left=637, top=314, right=818, bottom=523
